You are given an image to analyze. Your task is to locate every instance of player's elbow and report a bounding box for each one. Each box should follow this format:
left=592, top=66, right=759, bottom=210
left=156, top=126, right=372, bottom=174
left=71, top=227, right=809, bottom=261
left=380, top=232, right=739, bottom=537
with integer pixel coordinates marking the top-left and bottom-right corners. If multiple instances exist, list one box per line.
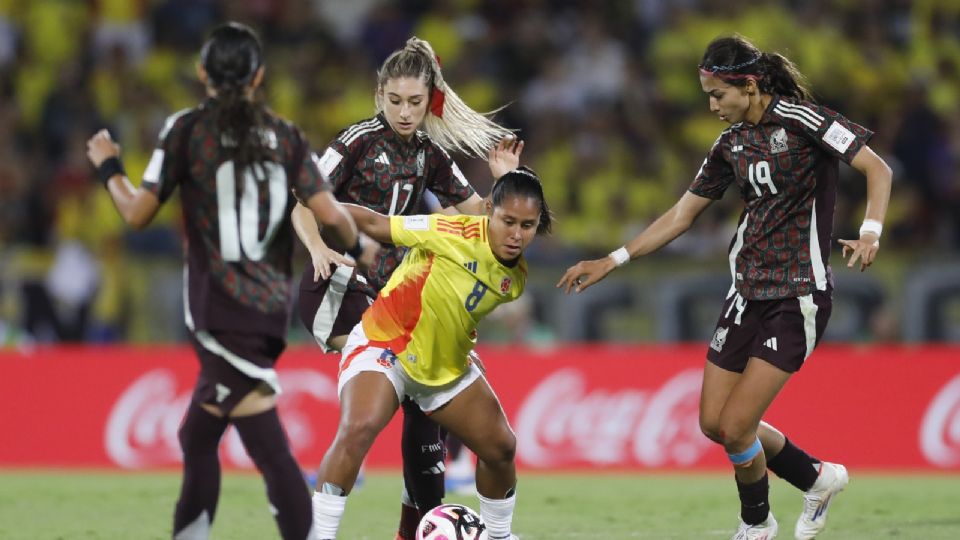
left=124, top=209, right=152, bottom=230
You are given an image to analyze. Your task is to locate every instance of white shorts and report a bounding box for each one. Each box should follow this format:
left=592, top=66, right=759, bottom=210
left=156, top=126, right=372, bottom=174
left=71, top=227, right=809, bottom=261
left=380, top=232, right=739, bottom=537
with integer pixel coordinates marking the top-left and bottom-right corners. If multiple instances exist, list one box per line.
left=338, top=323, right=483, bottom=413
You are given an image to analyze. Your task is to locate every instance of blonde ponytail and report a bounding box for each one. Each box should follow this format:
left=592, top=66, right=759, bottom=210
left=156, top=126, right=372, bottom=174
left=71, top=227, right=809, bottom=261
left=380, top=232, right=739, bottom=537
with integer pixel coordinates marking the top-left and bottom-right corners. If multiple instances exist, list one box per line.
left=376, top=37, right=514, bottom=158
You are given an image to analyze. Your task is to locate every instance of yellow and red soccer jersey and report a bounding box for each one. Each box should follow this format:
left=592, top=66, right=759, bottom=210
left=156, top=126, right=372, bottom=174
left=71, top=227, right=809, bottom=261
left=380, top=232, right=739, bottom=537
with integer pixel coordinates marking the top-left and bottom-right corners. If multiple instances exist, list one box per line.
left=359, top=214, right=527, bottom=386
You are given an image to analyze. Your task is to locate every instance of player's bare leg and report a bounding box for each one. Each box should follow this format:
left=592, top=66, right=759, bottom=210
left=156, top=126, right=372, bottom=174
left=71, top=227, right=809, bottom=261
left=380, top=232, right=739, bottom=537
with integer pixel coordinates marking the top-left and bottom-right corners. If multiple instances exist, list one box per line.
left=313, top=372, right=400, bottom=539
left=430, top=377, right=517, bottom=540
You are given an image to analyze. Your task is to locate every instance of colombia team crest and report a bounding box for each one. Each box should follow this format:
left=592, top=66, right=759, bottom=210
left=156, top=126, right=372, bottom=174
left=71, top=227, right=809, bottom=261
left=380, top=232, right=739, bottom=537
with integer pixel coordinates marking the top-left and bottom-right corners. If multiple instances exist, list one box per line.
left=500, top=277, right=512, bottom=294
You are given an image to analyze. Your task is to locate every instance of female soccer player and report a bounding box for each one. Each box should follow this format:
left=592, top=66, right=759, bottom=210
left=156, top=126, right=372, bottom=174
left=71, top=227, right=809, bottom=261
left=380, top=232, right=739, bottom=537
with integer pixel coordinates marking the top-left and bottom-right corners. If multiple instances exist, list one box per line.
left=291, top=36, right=520, bottom=539
left=558, top=35, right=892, bottom=540
left=309, top=167, right=551, bottom=540
left=86, top=23, right=361, bottom=540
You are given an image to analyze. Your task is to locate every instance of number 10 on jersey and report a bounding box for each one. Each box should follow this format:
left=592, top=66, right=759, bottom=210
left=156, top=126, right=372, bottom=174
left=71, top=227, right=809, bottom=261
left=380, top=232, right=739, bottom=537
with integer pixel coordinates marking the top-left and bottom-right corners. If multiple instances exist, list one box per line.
left=216, top=161, right=289, bottom=262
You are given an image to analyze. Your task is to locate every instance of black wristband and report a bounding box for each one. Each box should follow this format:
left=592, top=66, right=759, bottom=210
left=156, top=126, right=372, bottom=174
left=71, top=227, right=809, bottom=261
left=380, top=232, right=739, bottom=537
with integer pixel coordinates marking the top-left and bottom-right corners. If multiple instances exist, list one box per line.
left=346, top=237, right=363, bottom=258
left=96, top=156, right=126, bottom=187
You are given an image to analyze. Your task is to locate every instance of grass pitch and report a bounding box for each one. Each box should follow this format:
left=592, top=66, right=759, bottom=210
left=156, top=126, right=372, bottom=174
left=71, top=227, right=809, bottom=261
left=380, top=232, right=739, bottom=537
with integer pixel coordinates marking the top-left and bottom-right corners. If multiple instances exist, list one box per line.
left=0, top=469, right=957, bottom=539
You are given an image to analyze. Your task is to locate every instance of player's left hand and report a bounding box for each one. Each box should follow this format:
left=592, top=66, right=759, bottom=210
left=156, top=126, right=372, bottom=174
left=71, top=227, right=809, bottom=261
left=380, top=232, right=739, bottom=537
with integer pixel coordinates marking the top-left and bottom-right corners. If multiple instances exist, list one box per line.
left=488, top=135, right=524, bottom=179
left=86, top=129, right=121, bottom=167
left=838, top=233, right=879, bottom=272
left=311, top=245, right=354, bottom=281
left=556, top=257, right=617, bottom=294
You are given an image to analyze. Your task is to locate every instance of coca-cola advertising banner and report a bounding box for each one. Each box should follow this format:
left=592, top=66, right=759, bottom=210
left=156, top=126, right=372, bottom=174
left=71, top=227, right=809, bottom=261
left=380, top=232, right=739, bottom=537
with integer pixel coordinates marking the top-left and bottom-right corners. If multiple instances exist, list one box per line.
left=2, top=345, right=959, bottom=471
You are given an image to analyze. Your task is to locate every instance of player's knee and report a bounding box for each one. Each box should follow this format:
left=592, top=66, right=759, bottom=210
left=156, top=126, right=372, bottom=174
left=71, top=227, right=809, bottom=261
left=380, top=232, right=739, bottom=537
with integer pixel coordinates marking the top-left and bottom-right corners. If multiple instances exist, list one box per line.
left=475, top=430, right=516, bottom=466
left=717, top=423, right=755, bottom=453
left=337, top=416, right=384, bottom=454
left=699, top=416, right=723, bottom=444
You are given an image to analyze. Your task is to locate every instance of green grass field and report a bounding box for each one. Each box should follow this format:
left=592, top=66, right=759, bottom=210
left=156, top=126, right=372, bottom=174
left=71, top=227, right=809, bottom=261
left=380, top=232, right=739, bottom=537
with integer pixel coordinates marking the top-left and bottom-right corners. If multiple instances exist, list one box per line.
left=0, top=469, right=957, bottom=539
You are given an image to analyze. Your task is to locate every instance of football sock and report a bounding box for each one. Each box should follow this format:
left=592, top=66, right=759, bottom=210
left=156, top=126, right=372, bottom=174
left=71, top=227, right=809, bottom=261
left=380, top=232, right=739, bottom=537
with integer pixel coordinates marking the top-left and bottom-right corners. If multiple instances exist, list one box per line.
left=312, top=491, right=347, bottom=540
left=400, top=398, right=445, bottom=511
left=396, top=500, right=420, bottom=540
left=478, top=490, right=516, bottom=539
left=233, top=408, right=312, bottom=540
left=766, top=437, right=821, bottom=492
left=736, top=473, right=770, bottom=526
left=173, top=403, right=229, bottom=539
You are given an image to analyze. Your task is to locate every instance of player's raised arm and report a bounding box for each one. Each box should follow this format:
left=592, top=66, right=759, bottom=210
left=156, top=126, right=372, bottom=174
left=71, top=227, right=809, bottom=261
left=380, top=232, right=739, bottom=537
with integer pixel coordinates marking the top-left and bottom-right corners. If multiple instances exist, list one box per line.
left=86, top=129, right=161, bottom=230
left=838, top=145, right=892, bottom=271
left=557, top=191, right=714, bottom=294
left=451, top=136, right=525, bottom=216
left=342, top=203, right=394, bottom=244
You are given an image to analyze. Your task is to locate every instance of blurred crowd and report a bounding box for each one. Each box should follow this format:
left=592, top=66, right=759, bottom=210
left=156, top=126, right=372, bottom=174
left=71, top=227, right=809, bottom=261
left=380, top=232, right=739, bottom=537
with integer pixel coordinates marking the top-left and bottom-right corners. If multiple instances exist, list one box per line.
left=0, top=0, right=958, bottom=344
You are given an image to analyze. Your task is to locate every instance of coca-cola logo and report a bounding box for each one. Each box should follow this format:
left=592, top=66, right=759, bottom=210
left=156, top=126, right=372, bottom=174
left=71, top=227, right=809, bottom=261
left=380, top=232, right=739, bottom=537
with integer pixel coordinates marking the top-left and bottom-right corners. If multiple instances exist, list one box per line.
left=105, top=368, right=338, bottom=469
left=515, top=368, right=710, bottom=467
left=920, top=373, right=960, bottom=467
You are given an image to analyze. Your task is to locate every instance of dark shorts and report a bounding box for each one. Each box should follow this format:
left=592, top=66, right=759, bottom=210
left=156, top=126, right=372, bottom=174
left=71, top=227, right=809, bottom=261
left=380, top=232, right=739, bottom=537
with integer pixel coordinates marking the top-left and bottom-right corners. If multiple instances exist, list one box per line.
left=706, top=287, right=833, bottom=373
left=189, top=331, right=286, bottom=415
left=297, top=263, right=374, bottom=352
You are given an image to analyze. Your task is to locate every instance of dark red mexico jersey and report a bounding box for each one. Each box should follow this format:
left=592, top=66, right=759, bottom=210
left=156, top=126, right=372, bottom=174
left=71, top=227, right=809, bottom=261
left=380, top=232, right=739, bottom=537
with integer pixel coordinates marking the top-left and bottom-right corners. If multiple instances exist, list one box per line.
left=314, top=113, right=476, bottom=292
left=142, top=99, right=331, bottom=339
left=689, top=96, right=873, bottom=300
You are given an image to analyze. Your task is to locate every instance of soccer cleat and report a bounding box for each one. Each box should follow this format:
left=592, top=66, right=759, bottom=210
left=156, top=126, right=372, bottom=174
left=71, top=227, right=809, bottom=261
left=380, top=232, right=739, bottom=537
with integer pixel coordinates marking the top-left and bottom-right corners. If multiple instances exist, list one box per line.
left=795, top=462, right=848, bottom=539
left=731, top=512, right=778, bottom=540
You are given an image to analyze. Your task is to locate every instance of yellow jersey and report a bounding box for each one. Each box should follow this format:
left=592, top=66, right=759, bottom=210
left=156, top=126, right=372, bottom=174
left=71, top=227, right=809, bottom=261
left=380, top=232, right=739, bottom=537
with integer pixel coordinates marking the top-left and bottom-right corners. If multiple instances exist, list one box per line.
left=359, top=214, right=527, bottom=385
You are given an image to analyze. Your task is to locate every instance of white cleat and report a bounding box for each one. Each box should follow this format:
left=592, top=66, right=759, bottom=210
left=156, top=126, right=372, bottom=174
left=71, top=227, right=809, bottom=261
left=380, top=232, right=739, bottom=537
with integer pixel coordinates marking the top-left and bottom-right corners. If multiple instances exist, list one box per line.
left=795, top=462, right=848, bottom=539
left=732, top=512, right=778, bottom=540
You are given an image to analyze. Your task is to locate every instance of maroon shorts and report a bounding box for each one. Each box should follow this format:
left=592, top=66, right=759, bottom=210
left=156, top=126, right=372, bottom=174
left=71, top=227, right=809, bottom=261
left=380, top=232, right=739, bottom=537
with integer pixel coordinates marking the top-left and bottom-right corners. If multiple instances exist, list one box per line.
left=706, top=288, right=832, bottom=373
left=189, top=331, right=286, bottom=415
left=297, top=263, right=374, bottom=352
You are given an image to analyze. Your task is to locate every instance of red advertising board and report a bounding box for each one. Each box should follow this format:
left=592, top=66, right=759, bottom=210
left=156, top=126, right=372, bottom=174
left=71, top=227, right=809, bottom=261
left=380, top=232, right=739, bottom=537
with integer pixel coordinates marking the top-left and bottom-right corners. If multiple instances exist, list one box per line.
left=1, top=344, right=958, bottom=471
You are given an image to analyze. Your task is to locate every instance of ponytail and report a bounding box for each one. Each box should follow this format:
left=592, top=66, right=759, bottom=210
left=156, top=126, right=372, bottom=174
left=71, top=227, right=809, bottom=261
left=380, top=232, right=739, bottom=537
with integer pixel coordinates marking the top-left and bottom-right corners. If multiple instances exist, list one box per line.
left=758, top=52, right=812, bottom=102
left=376, top=37, right=514, bottom=158
left=699, top=35, right=813, bottom=103
left=201, top=22, right=271, bottom=181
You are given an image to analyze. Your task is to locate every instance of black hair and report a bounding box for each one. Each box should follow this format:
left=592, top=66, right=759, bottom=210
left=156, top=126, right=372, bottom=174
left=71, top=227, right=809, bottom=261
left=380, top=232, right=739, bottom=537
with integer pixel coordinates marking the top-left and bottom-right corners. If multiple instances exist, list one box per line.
left=490, top=166, right=552, bottom=235
left=699, top=35, right=813, bottom=102
left=200, top=22, right=270, bottom=180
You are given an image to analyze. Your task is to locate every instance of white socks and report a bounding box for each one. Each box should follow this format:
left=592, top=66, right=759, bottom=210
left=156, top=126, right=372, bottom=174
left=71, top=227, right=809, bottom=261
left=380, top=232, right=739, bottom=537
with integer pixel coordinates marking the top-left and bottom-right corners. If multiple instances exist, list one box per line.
left=478, top=492, right=516, bottom=540
left=311, top=492, right=347, bottom=539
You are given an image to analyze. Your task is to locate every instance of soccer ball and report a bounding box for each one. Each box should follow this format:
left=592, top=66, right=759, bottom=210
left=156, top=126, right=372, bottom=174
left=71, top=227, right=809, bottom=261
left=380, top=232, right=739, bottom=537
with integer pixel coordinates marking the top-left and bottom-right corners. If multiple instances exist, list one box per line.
left=416, top=503, right=486, bottom=540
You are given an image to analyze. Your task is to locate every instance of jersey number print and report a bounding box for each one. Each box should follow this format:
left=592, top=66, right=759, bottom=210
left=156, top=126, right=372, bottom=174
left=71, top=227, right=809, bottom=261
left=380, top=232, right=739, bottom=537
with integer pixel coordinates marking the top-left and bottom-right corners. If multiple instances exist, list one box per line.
left=215, top=160, right=289, bottom=261
left=747, top=160, right=778, bottom=196
left=464, top=280, right=488, bottom=312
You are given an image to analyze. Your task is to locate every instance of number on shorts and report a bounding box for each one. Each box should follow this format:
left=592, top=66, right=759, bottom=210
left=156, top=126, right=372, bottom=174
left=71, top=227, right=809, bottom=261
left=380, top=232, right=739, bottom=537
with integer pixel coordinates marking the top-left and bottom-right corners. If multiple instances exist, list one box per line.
left=215, top=161, right=289, bottom=262
left=464, top=280, right=488, bottom=312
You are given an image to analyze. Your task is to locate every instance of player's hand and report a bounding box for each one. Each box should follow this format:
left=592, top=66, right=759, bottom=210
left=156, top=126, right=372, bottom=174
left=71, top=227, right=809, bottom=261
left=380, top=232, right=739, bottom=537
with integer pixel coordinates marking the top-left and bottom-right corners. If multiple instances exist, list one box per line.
left=556, top=257, right=617, bottom=294
left=838, top=233, right=879, bottom=272
left=86, top=129, right=121, bottom=167
left=488, top=135, right=524, bottom=179
left=310, top=246, right=354, bottom=281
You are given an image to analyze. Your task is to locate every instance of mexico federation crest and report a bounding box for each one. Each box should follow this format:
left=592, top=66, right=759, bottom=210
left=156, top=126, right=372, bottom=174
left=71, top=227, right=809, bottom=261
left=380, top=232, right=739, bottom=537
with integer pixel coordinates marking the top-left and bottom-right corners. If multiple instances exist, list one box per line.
left=770, top=127, right=788, bottom=154
left=500, top=277, right=512, bottom=294
left=710, top=327, right=729, bottom=352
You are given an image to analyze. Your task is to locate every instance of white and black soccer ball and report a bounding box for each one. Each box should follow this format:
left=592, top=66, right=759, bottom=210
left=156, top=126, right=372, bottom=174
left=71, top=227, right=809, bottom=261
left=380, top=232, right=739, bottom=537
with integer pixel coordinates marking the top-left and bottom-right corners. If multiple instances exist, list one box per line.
left=415, top=503, right=486, bottom=540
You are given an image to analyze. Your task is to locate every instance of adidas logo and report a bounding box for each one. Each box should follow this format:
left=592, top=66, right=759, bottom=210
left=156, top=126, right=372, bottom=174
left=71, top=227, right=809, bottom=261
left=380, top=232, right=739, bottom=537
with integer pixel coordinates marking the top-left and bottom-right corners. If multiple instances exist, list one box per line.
left=215, top=383, right=231, bottom=403
left=463, top=260, right=478, bottom=273
left=376, top=152, right=389, bottom=166
left=763, top=337, right=778, bottom=351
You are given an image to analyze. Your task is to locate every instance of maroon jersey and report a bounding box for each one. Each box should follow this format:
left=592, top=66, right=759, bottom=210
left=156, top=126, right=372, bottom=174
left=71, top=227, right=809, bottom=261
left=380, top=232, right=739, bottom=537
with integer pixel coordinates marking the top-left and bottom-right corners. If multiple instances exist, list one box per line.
left=314, top=113, right=476, bottom=291
left=689, top=96, right=873, bottom=300
left=142, top=99, right=331, bottom=339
